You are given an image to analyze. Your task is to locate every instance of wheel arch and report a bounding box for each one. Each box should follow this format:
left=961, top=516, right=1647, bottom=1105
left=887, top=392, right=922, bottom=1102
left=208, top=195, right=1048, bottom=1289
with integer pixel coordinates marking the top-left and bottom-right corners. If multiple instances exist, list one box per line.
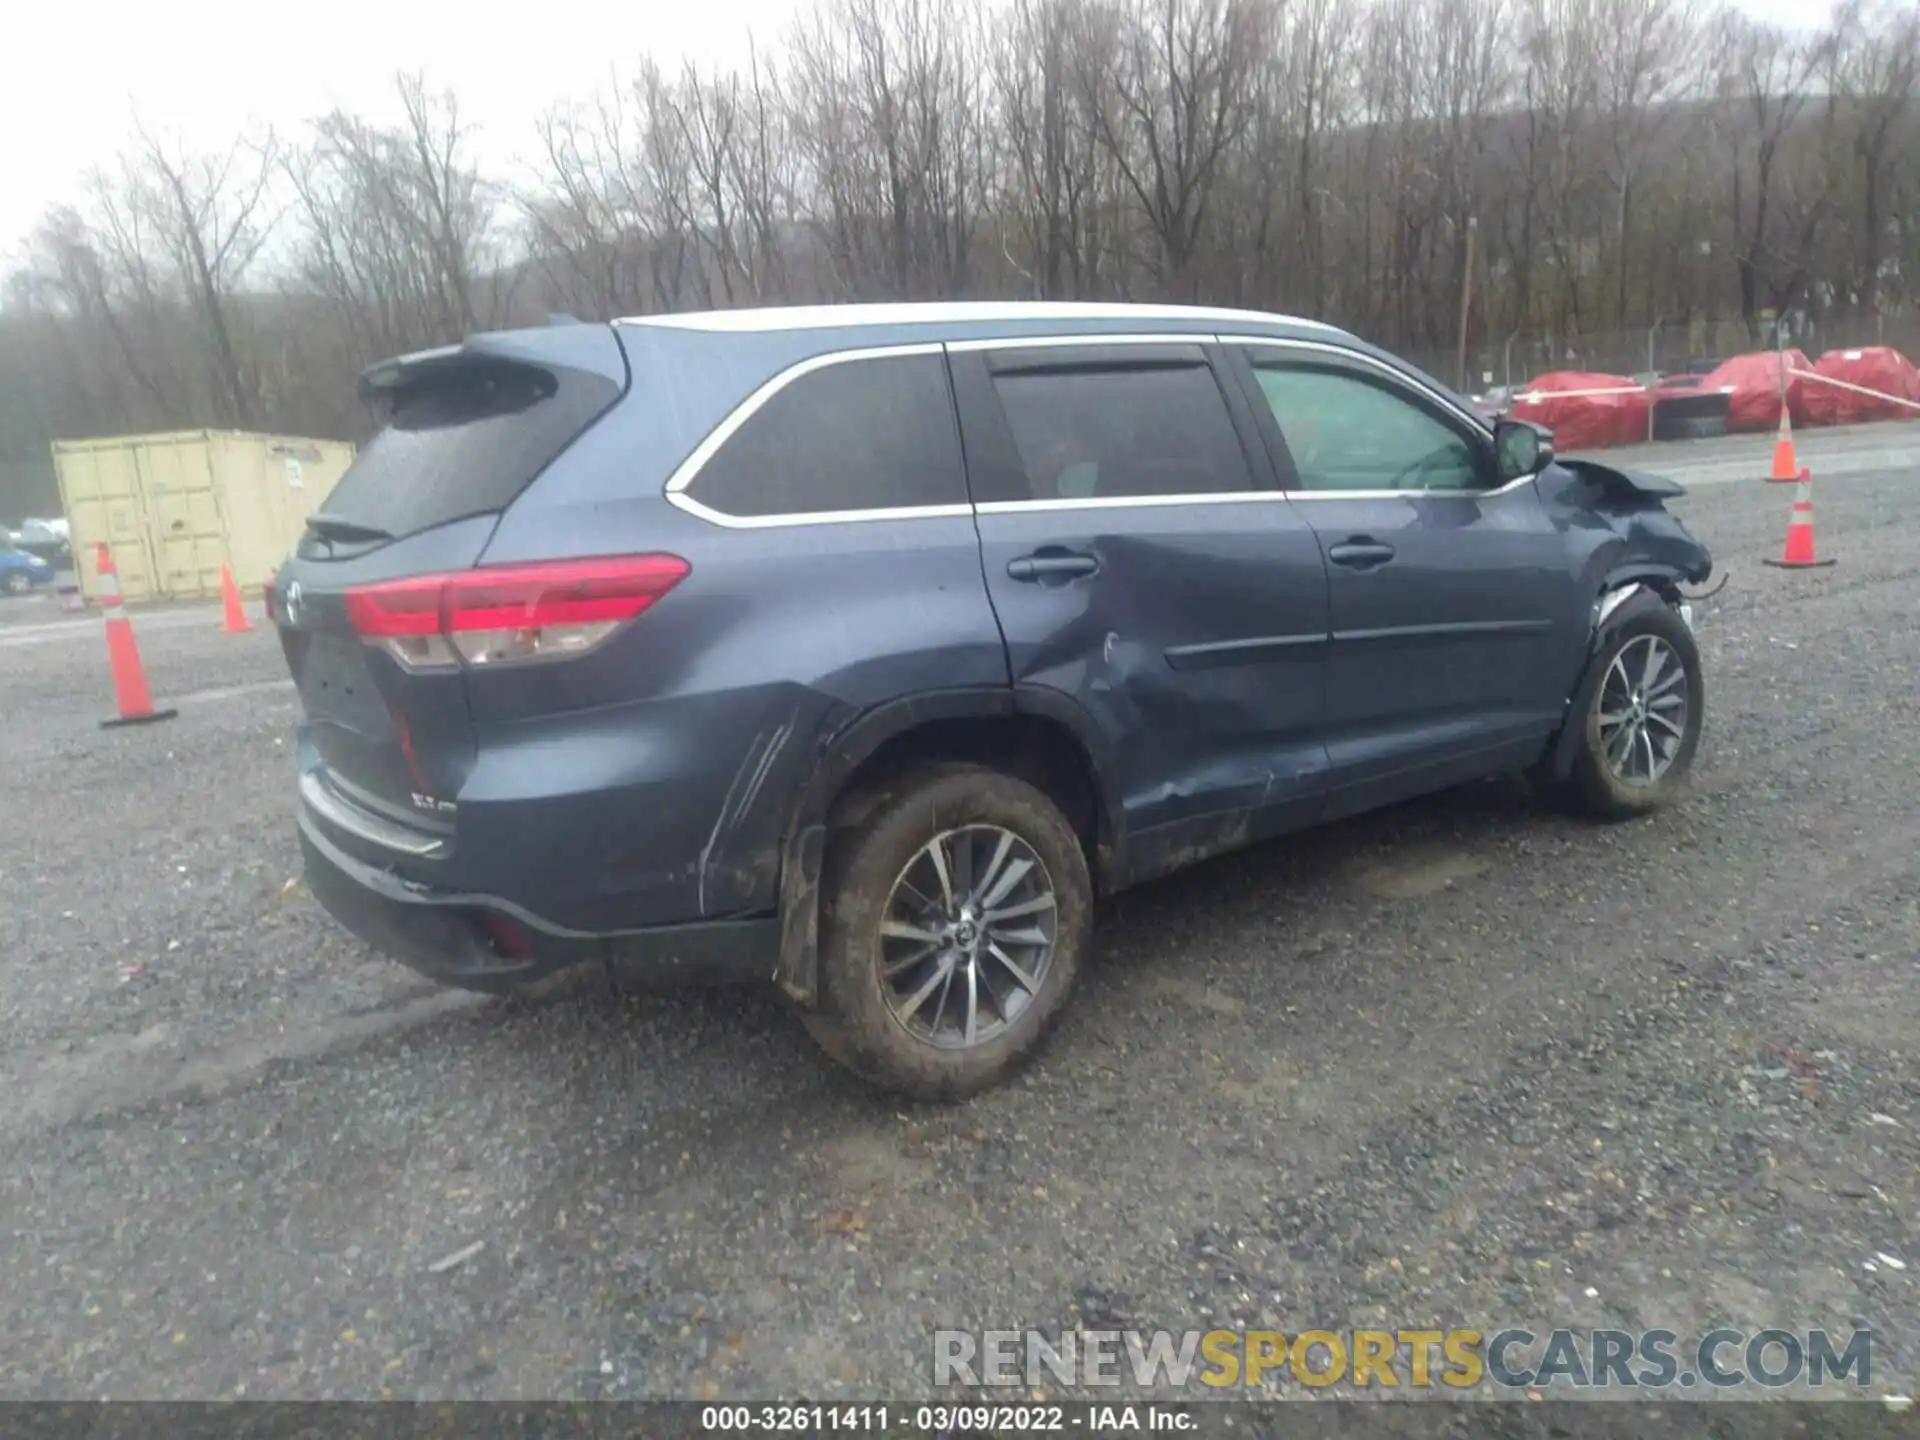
left=1541, top=581, right=1694, bottom=784
left=774, top=687, right=1119, bottom=1007
left=1596, top=560, right=1689, bottom=606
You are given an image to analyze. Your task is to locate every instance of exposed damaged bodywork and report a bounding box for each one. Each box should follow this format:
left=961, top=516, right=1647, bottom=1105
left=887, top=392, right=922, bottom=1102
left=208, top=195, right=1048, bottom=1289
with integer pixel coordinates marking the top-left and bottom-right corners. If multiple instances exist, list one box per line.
left=1544, top=459, right=1714, bottom=632
left=1552, top=457, right=1713, bottom=590
left=1557, top=456, right=1688, bottom=506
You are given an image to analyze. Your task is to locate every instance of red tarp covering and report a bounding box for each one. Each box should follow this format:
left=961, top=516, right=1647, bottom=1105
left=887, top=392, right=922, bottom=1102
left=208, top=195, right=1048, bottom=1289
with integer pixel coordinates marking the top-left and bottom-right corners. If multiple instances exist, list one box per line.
left=1700, top=350, right=1810, bottom=431
left=1507, top=372, right=1651, bottom=451
left=1801, top=347, right=1920, bottom=426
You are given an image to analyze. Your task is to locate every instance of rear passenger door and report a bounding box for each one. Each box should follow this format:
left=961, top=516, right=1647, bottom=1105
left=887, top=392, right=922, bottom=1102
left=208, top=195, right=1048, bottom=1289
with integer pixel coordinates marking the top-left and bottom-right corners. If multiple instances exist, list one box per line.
left=948, top=339, right=1332, bottom=881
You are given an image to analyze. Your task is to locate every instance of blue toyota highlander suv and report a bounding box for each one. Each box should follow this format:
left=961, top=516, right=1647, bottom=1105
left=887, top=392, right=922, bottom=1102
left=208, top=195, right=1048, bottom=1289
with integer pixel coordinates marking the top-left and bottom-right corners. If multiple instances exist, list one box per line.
left=272, top=302, right=1712, bottom=1098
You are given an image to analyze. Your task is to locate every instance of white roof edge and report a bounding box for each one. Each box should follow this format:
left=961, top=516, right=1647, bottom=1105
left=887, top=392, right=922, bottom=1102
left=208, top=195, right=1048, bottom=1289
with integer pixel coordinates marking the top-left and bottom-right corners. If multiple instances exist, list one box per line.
left=614, top=301, right=1345, bottom=335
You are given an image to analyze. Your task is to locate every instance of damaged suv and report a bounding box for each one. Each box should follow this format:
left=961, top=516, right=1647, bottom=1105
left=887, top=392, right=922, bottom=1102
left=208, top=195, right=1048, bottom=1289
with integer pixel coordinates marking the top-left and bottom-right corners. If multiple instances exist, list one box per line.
left=272, top=303, right=1712, bottom=1098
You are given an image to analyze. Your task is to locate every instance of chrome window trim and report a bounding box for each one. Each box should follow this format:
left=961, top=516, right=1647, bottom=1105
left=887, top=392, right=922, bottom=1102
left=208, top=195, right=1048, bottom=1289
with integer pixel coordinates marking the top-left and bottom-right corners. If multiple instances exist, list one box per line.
left=663, top=330, right=1529, bottom=529
left=961, top=334, right=1273, bottom=510
left=947, top=331, right=1220, bottom=353
left=1218, top=333, right=1494, bottom=436
left=1256, top=475, right=1537, bottom=502
left=620, top=302, right=1345, bottom=333
left=976, top=491, right=1292, bottom=515
left=670, top=493, right=975, bottom=530
left=664, top=342, right=969, bottom=530
left=1219, top=333, right=1533, bottom=500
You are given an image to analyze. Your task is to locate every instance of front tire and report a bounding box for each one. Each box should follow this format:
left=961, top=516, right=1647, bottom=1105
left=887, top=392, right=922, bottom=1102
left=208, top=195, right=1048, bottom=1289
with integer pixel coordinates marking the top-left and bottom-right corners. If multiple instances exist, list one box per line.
left=1567, top=604, right=1703, bottom=819
left=3, top=572, right=28, bottom=596
left=804, top=765, right=1091, bottom=1101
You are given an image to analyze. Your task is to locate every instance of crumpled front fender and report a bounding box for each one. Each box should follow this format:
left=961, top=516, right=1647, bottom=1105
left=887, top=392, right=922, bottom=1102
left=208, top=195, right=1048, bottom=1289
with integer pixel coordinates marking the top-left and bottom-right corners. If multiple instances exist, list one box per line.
left=1540, top=460, right=1715, bottom=592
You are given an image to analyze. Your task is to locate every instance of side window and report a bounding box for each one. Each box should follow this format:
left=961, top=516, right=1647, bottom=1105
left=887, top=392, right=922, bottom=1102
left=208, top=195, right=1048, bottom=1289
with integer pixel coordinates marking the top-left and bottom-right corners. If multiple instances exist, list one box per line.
left=686, top=352, right=967, bottom=518
left=986, top=364, right=1254, bottom=503
left=1253, top=363, right=1492, bottom=493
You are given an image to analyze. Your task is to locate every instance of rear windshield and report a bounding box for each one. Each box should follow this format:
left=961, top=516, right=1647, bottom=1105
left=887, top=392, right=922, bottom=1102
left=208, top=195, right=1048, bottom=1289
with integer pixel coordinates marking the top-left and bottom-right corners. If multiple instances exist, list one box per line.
left=316, top=362, right=620, bottom=542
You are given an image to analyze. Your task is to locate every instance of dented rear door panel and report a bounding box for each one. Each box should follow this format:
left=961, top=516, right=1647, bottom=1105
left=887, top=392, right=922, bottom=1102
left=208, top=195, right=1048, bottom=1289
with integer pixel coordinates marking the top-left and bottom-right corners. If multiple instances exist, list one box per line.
left=947, top=344, right=1333, bottom=881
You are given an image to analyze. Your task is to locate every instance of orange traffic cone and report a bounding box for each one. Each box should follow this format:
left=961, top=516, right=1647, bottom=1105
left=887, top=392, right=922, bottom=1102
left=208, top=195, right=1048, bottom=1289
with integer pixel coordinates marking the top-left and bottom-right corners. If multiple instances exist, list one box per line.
left=1762, top=469, right=1836, bottom=571
left=219, top=562, right=254, bottom=634
left=94, top=543, right=178, bottom=728
left=1768, top=408, right=1799, bottom=483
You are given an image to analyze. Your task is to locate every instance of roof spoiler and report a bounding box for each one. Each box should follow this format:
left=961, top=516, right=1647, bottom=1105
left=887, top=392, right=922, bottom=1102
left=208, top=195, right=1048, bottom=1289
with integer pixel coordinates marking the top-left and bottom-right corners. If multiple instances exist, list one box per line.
left=355, top=325, right=629, bottom=405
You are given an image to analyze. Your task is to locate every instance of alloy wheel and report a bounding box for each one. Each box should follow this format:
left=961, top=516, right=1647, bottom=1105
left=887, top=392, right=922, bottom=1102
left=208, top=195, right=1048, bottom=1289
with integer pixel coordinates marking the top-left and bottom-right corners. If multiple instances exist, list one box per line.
left=878, top=825, right=1058, bottom=1050
left=1597, top=634, right=1690, bottom=785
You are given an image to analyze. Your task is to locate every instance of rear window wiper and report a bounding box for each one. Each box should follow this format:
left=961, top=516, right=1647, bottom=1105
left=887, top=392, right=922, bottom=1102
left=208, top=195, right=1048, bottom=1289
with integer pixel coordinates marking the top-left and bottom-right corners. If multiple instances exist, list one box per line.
left=305, top=513, right=394, bottom=544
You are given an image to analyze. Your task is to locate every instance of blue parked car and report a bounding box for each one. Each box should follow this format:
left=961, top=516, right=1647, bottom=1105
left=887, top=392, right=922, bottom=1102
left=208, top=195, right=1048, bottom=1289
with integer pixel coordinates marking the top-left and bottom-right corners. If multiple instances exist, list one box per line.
left=274, top=302, right=1713, bottom=1098
left=1, top=534, right=55, bottom=595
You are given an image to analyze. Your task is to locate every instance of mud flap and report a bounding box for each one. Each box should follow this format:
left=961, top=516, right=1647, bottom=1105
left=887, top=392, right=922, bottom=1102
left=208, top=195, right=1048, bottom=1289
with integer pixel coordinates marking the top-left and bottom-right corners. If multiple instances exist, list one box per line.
left=774, top=823, right=825, bottom=1006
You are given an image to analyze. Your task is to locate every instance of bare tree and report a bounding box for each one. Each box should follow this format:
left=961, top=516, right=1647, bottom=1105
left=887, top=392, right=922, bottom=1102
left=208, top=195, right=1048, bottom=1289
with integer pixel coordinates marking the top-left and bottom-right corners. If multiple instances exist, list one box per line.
left=1714, top=14, right=1831, bottom=336
left=285, top=75, right=507, bottom=360
left=1076, top=0, right=1281, bottom=297
left=1828, top=0, right=1920, bottom=315
left=86, top=127, right=279, bottom=427
left=395, top=75, right=492, bottom=336
left=25, top=204, right=178, bottom=423
left=14, top=0, right=1920, bottom=465
left=1282, top=0, right=1359, bottom=315
left=1582, top=0, right=1701, bottom=327
left=525, top=85, right=656, bottom=317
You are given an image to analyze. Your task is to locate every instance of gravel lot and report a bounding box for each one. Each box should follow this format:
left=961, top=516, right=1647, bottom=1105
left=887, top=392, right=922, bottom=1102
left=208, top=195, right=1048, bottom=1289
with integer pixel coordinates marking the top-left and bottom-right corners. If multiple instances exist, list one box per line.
left=1, top=456, right=1916, bottom=1414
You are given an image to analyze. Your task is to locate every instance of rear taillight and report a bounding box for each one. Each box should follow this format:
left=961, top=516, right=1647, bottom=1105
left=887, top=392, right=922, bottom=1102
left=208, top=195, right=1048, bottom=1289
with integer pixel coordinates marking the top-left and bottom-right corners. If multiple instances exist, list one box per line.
left=344, top=555, right=690, bottom=671
left=262, top=577, right=280, bottom=625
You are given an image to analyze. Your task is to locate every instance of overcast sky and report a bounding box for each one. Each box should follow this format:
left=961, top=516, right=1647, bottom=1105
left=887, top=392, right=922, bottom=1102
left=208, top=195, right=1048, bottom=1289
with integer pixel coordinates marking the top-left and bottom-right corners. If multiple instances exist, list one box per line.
left=1, top=0, right=1834, bottom=266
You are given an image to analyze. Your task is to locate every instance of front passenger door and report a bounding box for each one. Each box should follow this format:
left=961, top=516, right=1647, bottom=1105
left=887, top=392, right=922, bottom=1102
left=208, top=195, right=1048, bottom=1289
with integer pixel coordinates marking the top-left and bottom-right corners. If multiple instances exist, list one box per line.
left=1226, top=343, right=1589, bottom=817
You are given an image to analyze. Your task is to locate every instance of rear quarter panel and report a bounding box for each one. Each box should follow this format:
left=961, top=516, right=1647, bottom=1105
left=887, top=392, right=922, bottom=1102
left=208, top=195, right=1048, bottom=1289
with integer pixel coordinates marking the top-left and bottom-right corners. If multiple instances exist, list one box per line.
left=474, top=377, right=1007, bottom=924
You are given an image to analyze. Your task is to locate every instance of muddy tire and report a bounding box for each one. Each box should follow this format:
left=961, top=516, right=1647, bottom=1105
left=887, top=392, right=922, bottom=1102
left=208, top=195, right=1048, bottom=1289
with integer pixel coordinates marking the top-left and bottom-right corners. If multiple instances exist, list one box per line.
left=802, top=765, right=1091, bottom=1101
left=1567, top=604, right=1703, bottom=820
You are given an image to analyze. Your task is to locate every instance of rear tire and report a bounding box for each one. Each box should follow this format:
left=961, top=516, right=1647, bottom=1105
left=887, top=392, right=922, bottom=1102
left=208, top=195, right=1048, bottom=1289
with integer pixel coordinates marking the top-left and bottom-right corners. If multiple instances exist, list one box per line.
left=3, top=572, right=28, bottom=596
left=803, top=765, right=1091, bottom=1101
left=1567, top=604, right=1703, bottom=819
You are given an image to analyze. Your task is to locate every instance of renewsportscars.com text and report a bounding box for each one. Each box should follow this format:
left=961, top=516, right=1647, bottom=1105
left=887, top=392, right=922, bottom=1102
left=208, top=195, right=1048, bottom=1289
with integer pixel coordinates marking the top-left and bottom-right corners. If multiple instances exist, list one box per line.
left=933, top=1327, right=1874, bottom=1391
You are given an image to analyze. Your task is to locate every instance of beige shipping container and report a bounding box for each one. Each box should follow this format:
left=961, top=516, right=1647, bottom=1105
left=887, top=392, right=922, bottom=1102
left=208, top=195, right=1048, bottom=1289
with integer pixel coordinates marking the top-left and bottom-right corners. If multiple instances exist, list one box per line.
left=53, top=431, right=356, bottom=604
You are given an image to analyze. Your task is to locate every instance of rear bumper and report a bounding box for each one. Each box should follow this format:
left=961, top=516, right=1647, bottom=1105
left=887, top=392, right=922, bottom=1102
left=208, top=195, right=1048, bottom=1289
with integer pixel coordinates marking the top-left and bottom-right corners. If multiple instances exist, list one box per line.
left=298, top=809, right=779, bottom=991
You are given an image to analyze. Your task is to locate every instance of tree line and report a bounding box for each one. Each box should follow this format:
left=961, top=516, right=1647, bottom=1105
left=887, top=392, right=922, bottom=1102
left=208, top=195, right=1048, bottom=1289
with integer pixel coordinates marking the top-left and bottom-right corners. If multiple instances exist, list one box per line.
left=1, top=0, right=1916, bottom=472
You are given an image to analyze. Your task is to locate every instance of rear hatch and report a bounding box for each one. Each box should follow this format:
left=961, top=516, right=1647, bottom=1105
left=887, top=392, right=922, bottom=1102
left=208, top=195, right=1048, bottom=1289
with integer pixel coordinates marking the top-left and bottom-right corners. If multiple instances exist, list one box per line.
left=273, top=326, right=633, bottom=841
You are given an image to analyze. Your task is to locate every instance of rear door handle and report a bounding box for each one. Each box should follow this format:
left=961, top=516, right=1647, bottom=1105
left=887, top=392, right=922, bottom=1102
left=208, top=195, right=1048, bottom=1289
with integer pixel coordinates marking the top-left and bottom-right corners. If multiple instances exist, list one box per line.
left=1327, top=540, right=1396, bottom=569
left=1008, top=551, right=1101, bottom=583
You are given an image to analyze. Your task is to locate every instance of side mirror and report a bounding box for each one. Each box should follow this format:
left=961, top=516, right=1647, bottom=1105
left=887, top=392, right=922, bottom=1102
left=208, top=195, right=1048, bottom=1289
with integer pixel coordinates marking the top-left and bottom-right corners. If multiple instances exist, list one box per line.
left=1495, top=418, right=1555, bottom=480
